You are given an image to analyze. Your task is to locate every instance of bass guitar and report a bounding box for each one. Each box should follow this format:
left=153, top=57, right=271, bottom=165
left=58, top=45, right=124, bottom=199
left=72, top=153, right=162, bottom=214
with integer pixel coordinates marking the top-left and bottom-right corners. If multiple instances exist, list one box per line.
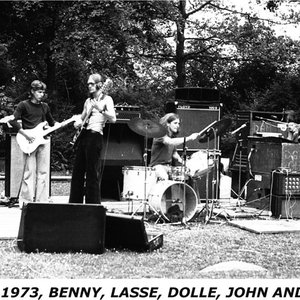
left=16, top=115, right=80, bottom=155
left=71, top=78, right=113, bottom=149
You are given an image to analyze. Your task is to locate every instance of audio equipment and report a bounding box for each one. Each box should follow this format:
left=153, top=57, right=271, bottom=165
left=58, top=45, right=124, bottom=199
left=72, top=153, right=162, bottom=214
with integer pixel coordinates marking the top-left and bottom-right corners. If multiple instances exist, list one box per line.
left=173, top=103, right=221, bottom=150
left=100, top=122, right=144, bottom=200
left=175, top=87, right=220, bottom=103
left=248, top=138, right=300, bottom=174
left=5, top=134, right=51, bottom=199
left=230, top=110, right=287, bottom=174
left=102, top=123, right=144, bottom=165
left=115, top=104, right=141, bottom=122
left=271, top=194, right=300, bottom=218
left=236, top=110, right=286, bottom=140
left=17, top=203, right=106, bottom=254
left=105, top=213, right=163, bottom=252
left=271, top=171, right=300, bottom=195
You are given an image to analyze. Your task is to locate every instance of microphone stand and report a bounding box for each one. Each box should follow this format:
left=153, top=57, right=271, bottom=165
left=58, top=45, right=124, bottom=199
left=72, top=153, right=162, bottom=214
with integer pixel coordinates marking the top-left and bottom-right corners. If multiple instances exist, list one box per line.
left=182, top=137, right=188, bottom=225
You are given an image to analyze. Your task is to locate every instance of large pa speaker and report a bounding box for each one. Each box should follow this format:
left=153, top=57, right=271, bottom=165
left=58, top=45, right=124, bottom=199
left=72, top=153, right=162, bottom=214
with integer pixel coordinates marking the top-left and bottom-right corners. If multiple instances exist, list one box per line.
left=175, top=87, right=220, bottom=103
left=5, top=134, right=51, bottom=199
left=17, top=203, right=106, bottom=254
left=105, top=213, right=163, bottom=252
left=176, top=105, right=221, bottom=150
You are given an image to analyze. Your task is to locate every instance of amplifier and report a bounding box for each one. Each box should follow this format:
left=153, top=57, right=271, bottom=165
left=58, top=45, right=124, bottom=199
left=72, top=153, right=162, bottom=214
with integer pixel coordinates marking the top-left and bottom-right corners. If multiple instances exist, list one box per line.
left=271, top=194, right=300, bottom=218
left=115, top=105, right=141, bottom=122
left=247, top=137, right=300, bottom=174
left=271, top=171, right=300, bottom=195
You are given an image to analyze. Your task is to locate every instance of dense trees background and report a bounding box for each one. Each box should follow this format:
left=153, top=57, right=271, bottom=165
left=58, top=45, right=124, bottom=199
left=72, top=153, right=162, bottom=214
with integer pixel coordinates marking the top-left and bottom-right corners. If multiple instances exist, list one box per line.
left=0, top=0, right=300, bottom=170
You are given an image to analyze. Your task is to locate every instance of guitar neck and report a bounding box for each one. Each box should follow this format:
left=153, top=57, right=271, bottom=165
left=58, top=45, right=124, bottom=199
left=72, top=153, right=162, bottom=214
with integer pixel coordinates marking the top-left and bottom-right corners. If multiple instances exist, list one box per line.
left=42, top=118, right=75, bottom=137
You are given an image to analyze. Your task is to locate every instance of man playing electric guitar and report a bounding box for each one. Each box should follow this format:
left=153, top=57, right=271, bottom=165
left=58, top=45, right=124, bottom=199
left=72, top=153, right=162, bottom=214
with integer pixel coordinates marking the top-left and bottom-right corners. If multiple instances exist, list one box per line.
left=9, top=80, right=60, bottom=208
left=69, top=73, right=116, bottom=204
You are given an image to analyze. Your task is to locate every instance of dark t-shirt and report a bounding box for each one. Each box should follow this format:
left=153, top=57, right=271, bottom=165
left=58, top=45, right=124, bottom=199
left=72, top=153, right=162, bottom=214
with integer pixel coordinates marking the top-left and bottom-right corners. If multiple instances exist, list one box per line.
left=149, top=137, right=176, bottom=166
left=11, top=99, right=55, bottom=130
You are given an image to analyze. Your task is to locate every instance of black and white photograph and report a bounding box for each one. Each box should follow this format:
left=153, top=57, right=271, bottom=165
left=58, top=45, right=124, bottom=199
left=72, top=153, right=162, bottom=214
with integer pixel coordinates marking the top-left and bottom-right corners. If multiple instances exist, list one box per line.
left=0, top=0, right=300, bottom=287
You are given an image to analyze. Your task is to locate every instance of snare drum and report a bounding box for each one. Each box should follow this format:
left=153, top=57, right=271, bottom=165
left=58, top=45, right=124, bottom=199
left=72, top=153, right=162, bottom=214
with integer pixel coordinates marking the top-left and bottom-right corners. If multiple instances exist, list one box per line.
left=169, top=166, right=189, bottom=181
left=122, top=166, right=156, bottom=200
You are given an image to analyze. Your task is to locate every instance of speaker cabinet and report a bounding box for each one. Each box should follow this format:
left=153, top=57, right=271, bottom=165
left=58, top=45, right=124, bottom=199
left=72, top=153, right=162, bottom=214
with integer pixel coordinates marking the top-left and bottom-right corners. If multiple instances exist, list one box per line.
left=176, top=105, right=221, bottom=150
left=17, top=203, right=106, bottom=254
left=175, top=87, right=220, bottom=103
left=271, top=194, right=300, bottom=218
left=105, top=213, right=163, bottom=252
left=5, top=134, right=51, bottom=199
left=102, top=123, right=144, bottom=166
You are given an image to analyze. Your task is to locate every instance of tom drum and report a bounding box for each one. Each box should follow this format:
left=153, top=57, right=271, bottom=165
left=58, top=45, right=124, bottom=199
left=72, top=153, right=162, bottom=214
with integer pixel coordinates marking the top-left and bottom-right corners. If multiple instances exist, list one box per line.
left=122, top=166, right=156, bottom=200
left=186, top=150, right=214, bottom=178
left=148, top=180, right=198, bottom=222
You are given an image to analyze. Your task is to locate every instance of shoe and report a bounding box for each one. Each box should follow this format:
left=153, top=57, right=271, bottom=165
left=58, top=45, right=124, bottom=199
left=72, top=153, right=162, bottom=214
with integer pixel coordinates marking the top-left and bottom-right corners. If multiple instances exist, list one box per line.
left=18, top=199, right=29, bottom=209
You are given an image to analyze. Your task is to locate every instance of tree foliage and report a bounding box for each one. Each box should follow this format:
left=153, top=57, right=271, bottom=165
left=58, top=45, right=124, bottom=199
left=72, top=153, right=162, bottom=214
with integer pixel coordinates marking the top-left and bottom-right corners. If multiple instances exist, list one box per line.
left=0, top=0, right=300, bottom=167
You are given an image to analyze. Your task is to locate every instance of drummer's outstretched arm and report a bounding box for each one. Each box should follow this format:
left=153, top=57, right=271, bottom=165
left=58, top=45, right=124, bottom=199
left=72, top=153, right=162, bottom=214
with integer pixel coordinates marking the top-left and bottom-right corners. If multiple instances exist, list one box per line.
left=164, top=132, right=199, bottom=146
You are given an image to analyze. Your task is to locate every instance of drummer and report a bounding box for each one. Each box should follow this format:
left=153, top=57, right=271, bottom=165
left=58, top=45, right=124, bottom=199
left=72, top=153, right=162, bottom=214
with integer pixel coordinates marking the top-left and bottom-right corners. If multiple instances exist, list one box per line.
left=149, top=113, right=200, bottom=181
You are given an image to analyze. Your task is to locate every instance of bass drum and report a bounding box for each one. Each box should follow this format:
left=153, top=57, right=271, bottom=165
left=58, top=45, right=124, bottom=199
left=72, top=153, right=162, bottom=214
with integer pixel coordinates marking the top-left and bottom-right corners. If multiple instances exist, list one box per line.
left=148, top=180, right=198, bottom=222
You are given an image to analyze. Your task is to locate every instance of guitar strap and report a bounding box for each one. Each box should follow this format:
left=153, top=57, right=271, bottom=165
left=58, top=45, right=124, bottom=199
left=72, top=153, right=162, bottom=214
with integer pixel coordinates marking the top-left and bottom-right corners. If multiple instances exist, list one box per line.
left=40, top=102, right=46, bottom=122
left=85, top=93, right=105, bottom=126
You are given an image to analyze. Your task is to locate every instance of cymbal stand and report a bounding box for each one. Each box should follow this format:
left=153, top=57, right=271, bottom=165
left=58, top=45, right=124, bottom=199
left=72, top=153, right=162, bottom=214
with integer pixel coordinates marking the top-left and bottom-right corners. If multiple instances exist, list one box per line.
left=131, top=129, right=162, bottom=221
left=181, top=138, right=188, bottom=225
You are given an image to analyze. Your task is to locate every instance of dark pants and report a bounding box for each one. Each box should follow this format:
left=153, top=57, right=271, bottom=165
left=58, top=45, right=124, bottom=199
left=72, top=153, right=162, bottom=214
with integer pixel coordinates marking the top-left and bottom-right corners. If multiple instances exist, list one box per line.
left=69, top=130, right=103, bottom=204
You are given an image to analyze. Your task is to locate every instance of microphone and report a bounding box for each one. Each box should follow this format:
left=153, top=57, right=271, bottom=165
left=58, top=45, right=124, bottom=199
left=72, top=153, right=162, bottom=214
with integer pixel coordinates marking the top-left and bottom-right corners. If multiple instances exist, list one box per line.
left=231, top=123, right=247, bottom=135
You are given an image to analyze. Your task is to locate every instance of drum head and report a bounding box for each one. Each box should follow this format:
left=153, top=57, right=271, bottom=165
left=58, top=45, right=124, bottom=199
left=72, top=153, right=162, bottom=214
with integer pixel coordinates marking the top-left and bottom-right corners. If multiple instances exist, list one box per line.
left=148, top=180, right=198, bottom=222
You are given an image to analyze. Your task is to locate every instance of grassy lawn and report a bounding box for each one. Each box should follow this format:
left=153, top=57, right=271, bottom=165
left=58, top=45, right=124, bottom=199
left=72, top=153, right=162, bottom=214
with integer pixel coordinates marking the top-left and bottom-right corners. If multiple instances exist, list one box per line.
left=1, top=218, right=300, bottom=279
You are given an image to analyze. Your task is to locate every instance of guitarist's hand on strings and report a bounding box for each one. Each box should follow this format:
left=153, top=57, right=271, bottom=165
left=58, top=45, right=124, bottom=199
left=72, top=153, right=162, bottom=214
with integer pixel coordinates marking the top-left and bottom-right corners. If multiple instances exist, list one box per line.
left=21, top=131, right=35, bottom=144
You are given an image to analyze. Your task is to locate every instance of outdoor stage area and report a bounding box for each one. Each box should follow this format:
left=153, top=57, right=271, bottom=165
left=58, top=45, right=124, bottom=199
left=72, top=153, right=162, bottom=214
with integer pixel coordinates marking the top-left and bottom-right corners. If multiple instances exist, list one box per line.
left=1, top=175, right=300, bottom=240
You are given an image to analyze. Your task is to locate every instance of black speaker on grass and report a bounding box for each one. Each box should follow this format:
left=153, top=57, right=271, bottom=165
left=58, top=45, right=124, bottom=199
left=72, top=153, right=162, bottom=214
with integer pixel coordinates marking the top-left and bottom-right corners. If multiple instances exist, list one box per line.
left=17, top=203, right=106, bottom=254
left=105, top=213, right=163, bottom=252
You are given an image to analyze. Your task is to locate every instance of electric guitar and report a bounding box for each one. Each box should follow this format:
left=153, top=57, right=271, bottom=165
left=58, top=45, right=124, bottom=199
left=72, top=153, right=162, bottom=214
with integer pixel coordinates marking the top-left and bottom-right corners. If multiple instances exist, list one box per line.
left=16, top=114, right=80, bottom=155
left=71, top=78, right=113, bottom=149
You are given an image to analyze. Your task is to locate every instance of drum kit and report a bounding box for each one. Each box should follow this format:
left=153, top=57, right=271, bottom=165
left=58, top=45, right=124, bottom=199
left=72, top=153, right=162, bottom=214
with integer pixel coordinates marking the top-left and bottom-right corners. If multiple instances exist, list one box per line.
left=124, top=117, right=231, bottom=223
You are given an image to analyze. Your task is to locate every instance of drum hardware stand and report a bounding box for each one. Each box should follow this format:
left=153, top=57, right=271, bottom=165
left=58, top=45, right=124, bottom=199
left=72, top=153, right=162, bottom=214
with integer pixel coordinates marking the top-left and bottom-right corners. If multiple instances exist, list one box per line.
left=181, top=137, right=188, bottom=226
left=230, top=136, right=254, bottom=211
left=204, top=127, right=222, bottom=224
left=130, top=128, right=163, bottom=222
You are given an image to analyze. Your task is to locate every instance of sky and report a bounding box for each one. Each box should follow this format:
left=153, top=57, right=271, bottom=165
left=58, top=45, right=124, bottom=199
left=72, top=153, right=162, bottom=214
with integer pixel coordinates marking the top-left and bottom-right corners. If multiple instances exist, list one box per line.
left=225, top=0, right=300, bottom=40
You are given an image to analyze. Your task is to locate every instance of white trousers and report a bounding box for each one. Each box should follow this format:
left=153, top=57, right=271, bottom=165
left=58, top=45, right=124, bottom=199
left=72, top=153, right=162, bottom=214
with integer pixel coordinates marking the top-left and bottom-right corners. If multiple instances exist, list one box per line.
left=19, top=142, right=50, bottom=203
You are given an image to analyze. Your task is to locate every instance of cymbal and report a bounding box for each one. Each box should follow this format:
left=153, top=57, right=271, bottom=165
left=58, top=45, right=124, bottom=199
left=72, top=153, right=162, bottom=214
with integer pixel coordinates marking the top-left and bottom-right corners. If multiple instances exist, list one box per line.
left=198, top=118, right=232, bottom=142
left=128, top=117, right=167, bottom=138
